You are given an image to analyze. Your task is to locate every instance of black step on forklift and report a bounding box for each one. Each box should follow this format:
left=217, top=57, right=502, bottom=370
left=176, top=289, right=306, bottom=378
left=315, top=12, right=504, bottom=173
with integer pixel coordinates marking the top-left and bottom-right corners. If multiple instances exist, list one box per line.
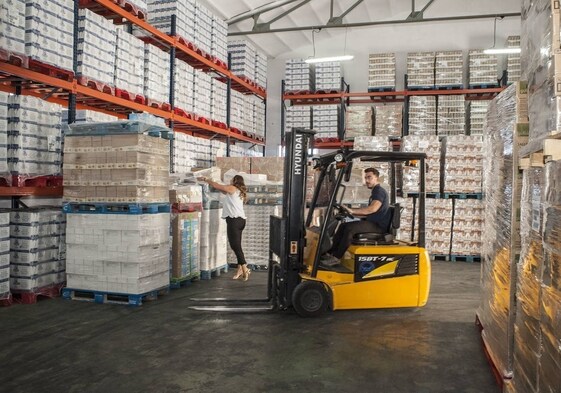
left=191, top=128, right=431, bottom=317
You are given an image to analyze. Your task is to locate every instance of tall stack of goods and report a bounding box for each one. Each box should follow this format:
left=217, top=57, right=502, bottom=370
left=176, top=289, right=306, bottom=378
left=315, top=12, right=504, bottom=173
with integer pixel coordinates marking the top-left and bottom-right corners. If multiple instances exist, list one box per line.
left=200, top=182, right=228, bottom=279
left=9, top=208, right=66, bottom=296
left=0, top=212, right=11, bottom=303
left=313, top=105, right=339, bottom=139
left=175, top=60, right=194, bottom=113
left=62, top=110, right=119, bottom=125
left=142, top=0, right=195, bottom=44
left=478, top=82, right=528, bottom=384
left=0, top=93, right=9, bottom=176
left=315, top=62, right=342, bottom=91
left=368, top=53, right=396, bottom=90
left=506, top=35, right=521, bottom=84
left=212, top=15, right=228, bottom=65
left=452, top=199, right=484, bottom=256
left=255, top=52, right=268, bottom=89
left=443, top=135, right=483, bottom=194
left=211, top=78, right=227, bottom=124
left=374, top=104, right=403, bottom=138
left=228, top=40, right=257, bottom=81
left=468, top=101, right=489, bottom=135
left=468, top=50, right=498, bottom=88
left=63, top=120, right=171, bottom=300
left=407, top=52, right=435, bottom=89
left=230, top=90, right=246, bottom=131
left=284, top=59, right=313, bottom=92
left=285, top=106, right=311, bottom=134
left=144, top=44, right=170, bottom=104
left=437, top=96, right=466, bottom=136
left=408, top=96, right=437, bottom=135
left=115, top=28, right=145, bottom=97
left=345, top=107, right=373, bottom=138
left=193, top=2, right=213, bottom=55
left=435, top=51, right=463, bottom=88
left=1, top=0, right=25, bottom=55
left=253, top=99, right=266, bottom=138
left=193, top=70, right=212, bottom=120
left=401, top=135, right=441, bottom=194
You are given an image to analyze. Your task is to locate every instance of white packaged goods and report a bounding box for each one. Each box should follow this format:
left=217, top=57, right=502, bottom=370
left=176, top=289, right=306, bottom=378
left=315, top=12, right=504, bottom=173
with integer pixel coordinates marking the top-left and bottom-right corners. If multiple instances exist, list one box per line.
left=144, top=44, right=170, bottom=104
left=171, top=211, right=200, bottom=279
left=506, top=36, right=521, bottom=84
left=255, top=52, right=268, bottom=88
left=212, top=15, right=228, bottom=64
left=313, top=105, right=339, bottom=138
left=435, top=51, right=463, bottom=87
left=352, top=136, right=391, bottom=192
left=401, top=135, right=441, bottom=194
left=452, top=199, right=484, bottom=255
left=468, top=50, right=498, bottom=86
left=63, top=128, right=170, bottom=203
left=65, top=213, right=170, bottom=294
left=194, top=1, right=212, bottom=54
left=141, top=0, right=195, bottom=43
left=5, top=95, right=62, bottom=180
left=172, top=132, right=221, bottom=172
left=315, top=61, right=342, bottom=91
left=175, top=59, right=194, bottom=113
left=479, top=83, right=528, bottom=383
left=437, top=95, right=466, bottom=136
left=228, top=40, right=256, bottom=80
left=443, top=136, right=483, bottom=193
left=199, top=207, right=227, bottom=271
left=193, top=70, right=212, bottom=119
left=468, top=101, right=489, bottom=135
left=230, top=89, right=245, bottom=130
left=368, top=53, right=396, bottom=89
left=77, top=9, right=117, bottom=85
left=407, top=52, right=435, bottom=88
left=285, top=59, right=313, bottom=91
left=10, top=208, right=66, bottom=291
left=210, top=78, right=227, bottom=124
left=0, top=92, right=8, bottom=175
left=1, top=0, right=25, bottom=55
left=408, top=96, right=436, bottom=135
left=374, top=104, right=402, bottom=138
left=0, top=211, right=10, bottom=296
left=115, top=28, right=145, bottom=95
left=345, top=106, right=373, bottom=138
left=62, top=110, right=119, bottom=124
left=25, top=0, right=73, bottom=70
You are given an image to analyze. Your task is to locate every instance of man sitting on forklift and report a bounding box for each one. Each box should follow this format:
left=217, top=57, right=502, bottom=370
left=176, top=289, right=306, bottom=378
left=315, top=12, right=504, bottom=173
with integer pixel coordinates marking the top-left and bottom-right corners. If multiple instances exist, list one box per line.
left=325, top=167, right=391, bottom=262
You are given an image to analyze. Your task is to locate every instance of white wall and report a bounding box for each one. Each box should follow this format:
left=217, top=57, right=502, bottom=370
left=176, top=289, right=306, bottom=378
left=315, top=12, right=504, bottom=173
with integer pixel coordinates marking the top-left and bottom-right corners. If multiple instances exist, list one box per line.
left=264, top=17, right=521, bottom=156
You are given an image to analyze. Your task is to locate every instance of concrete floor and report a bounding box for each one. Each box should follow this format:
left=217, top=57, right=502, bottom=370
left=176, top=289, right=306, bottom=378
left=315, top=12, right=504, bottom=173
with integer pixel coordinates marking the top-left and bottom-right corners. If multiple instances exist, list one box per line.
left=0, top=261, right=498, bottom=393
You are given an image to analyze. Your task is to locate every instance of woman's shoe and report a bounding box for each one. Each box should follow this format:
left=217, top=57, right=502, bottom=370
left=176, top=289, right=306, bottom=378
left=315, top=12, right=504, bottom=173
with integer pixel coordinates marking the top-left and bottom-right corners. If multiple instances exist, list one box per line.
left=233, top=269, right=243, bottom=280
left=243, top=268, right=251, bottom=281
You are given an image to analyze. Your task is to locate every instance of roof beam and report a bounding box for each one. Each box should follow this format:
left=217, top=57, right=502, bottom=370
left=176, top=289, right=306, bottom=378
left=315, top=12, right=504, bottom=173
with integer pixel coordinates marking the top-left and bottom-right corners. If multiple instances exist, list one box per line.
left=328, top=0, right=365, bottom=25
left=253, top=0, right=312, bottom=32
left=227, top=0, right=302, bottom=26
left=408, top=0, right=437, bottom=21
left=230, top=12, right=521, bottom=35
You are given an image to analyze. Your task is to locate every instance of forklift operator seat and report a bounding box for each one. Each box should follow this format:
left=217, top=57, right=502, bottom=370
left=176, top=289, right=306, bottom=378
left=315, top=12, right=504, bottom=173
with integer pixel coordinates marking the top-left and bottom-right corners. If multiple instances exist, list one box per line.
left=352, top=203, right=401, bottom=246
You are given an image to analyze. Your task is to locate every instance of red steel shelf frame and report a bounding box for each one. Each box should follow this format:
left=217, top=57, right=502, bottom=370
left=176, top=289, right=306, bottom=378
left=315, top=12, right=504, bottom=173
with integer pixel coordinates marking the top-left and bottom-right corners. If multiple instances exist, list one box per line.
left=0, top=187, right=63, bottom=197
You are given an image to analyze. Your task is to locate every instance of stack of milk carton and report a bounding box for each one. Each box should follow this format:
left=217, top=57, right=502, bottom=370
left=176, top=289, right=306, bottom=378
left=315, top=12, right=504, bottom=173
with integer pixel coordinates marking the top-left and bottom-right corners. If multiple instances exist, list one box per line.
left=211, top=78, right=228, bottom=124
left=435, top=51, right=463, bottom=87
left=315, top=62, right=342, bottom=91
left=174, top=59, right=194, bottom=113
left=408, top=96, right=437, bottom=135
left=468, top=50, right=498, bottom=87
left=313, top=105, right=339, bottom=138
left=143, top=0, right=195, bottom=44
left=0, top=0, right=25, bottom=55
left=212, top=15, right=228, bottom=64
left=193, top=70, right=212, bottom=119
left=144, top=44, right=170, bottom=104
left=0, top=212, right=10, bottom=300
left=115, top=28, right=145, bottom=96
left=285, top=59, right=313, bottom=91
left=255, top=52, right=268, bottom=88
left=437, top=95, right=466, bottom=136
left=228, top=40, right=257, bottom=80
left=194, top=1, right=213, bottom=55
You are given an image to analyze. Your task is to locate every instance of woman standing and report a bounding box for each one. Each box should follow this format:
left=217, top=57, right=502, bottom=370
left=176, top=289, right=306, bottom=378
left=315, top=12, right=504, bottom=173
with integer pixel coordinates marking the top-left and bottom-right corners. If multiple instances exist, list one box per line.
left=197, top=175, right=250, bottom=281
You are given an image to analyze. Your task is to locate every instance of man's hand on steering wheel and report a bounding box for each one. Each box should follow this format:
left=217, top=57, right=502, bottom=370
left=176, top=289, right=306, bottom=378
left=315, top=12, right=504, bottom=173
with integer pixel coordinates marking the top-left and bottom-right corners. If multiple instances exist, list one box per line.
left=333, top=203, right=355, bottom=219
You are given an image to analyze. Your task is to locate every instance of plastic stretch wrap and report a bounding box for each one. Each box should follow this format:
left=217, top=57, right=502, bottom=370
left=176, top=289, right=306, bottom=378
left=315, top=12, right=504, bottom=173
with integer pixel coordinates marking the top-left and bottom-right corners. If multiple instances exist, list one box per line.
left=435, top=51, right=463, bottom=87
left=521, top=0, right=554, bottom=82
left=479, top=84, right=526, bottom=380
left=345, top=107, right=373, bottom=138
left=443, top=136, right=483, bottom=193
left=506, top=36, right=522, bottom=84
left=0, top=0, right=25, bottom=55
left=452, top=199, right=484, bottom=255
left=407, top=52, right=435, bottom=88
left=66, top=213, right=169, bottom=294
left=408, top=96, right=437, bottom=136
left=171, top=211, right=200, bottom=279
left=468, top=50, right=498, bottom=86
left=401, top=135, right=441, bottom=194
left=469, top=101, right=489, bottom=135
left=368, top=53, right=396, bottom=89
left=437, top=95, right=465, bottom=136
left=374, top=104, right=402, bottom=138
left=144, top=44, right=170, bottom=104
left=200, top=207, right=227, bottom=271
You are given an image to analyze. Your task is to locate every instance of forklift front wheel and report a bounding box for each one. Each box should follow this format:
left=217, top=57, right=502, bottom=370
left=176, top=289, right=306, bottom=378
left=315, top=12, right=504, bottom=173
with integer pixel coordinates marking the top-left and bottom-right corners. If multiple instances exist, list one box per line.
left=292, top=281, right=329, bottom=317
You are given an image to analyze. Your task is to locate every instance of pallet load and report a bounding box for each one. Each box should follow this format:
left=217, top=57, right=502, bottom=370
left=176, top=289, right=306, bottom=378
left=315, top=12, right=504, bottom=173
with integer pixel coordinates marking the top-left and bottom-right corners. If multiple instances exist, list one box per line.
left=0, top=212, right=10, bottom=304
left=437, top=95, right=466, bottom=136
left=62, top=110, right=119, bottom=124
left=210, top=77, right=227, bottom=125
left=0, top=93, right=8, bottom=176
left=144, top=44, right=170, bottom=105
left=368, top=53, right=396, bottom=91
left=253, top=99, right=266, bottom=138
left=443, top=135, right=483, bottom=194
left=141, top=0, right=195, bottom=44
left=468, top=50, right=498, bottom=88
left=468, top=101, right=489, bottom=135
left=228, top=40, right=257, bottom=81
left=212, top=15, right=228, bottom=65
left=230, top=89, right=246, bottom=131
left=9, top=208, right=66, bottom=303
left=193, top=1, right=213, bottom=55
left=193, top=70, right=212, bottom=120
left=284, top=59, right=313, bottom=92
left=0, top=0, right=25, bottom=55
left=115, top=28, right=145, bottom=97
left=255, top=52, right=268, bottom=89
left=451, top=199, right=484, bottom=256
left=478, top=82, right=528, bottom=384
left=407, top=52, right=435, bottom=89
left=435, top=51, right=464, bottom=88
left=313, top=105, right=339, bottom=139
left=374, top=104, right=403, bottom=138
left=285, top=106, right=311, bottom=135
left=200, top=185, right=228, bottom=279
left=408, top=96, right=437, bottom=135
left=174, top=59, right=195, bottom=113
left=62, top=119, right=171, bottom=305
left=4, top=95, right=63, bottom=187
left=506, top=36, right=521, bottom=84
left=345, top=107, right=373, bottom=138
left=401, top=135, right=441, bottom=194
left=315, top=61, right=342, bottom=91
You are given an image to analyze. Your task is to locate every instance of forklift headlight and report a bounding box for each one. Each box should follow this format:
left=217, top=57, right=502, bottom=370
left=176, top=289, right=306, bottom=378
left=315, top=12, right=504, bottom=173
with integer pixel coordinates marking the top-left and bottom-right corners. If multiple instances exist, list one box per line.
left=334, top=153, right=344, bottom=163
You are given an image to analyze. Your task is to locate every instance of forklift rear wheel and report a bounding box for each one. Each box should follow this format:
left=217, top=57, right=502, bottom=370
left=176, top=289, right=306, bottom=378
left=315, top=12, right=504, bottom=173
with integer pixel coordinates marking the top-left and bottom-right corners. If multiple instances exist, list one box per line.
left=292, top=281, right=329, bottom=317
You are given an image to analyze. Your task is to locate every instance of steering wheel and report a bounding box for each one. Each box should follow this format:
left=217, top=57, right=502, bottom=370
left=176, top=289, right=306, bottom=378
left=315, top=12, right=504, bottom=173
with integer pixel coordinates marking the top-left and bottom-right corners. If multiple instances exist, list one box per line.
left=333, top=203, right=355, bottom=219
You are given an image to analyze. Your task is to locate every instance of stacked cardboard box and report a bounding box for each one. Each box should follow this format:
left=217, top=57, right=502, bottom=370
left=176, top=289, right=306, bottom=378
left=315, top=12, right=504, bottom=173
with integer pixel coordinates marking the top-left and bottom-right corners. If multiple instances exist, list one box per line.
left=9, top=208, right=66, bottom=292
left=144, top=44, right=170, bottom=104
left=408, top=96, right=437, bottom=135
left=452, top=199, right=484, bottom=255
left=407, top=52, right=435, bottom=88
left=230, top=89, right=245, bottom=131
left=174, top=59, right=194, bottom=113
left=253, top=99, right=266, bottom=138
left=0, top=212, right=10, bottom=300
left=285, top=106, right=311, bottom=134
left=315, top=62, right=342, bottom=91
left=25, top=0, right=73, bottom=71
left=211, top=78, right=227, bottom=124
left=401, top=135, right=441, bottom=194
left=212, top=15, right=228, bottom=64
left=0, top=93, right=8, bottom=176
left=255, top=52, right=268, bottom=88
left=285, top=59, right=313, bottom=92
left=435, top=51, right=463, bottom=87
left=243, top=96, right=255, bottom=135
left=313, top=105, right=339, bottom=138
left=193, top=70, right=212, bottom=119
left=115, top=28, right=145, bottom=96
left=1, top=0, right=25, bottom=55
left=193, top=1, right=213, bottom=55
left=345, top=107, right=373, bottom=138
left=228, top=40, right=256, bottom=81
left=506, top=36, right=521, bottom=84
left=200, top=194, right=227, bottom=273
left=77, top=9, right=117, bottom=85
left=62, top=110, right=119, bottom=125
left=368, top=53, right=396, bottom=90
left=5, top=95, right=63, bottom=182
left=142, top=0, right=195, bottom=44
left=468, top=101, right=489, bottom=135
left=374, top=104, right=403, bottom=138
left=443, top=136, right=483, bottom=193
left=437, top=95, right=466, bottom=136
left=468, top=50, right=498, bottom=87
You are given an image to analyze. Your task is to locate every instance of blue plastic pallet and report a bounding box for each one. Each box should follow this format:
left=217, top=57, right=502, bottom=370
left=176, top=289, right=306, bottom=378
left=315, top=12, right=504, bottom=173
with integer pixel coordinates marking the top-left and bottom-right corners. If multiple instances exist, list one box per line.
left=404, top=192, right=441, bottom=199
left=367, top=87, right=395, bottom=92
left=63, top=203, right=171, bottom=215
left=442, top=193, right=483, bottom=200
left=450, top=254, right=481, bottom=263
left=62, top=285, right=169, bottom=306
left=435, top=85, right=464, bottom=90
left=468, top=84, right=499, bottom=89
left=67, top=121, right=172, bottom=140
left=170, top=273, right=200, bottom=289
left=200, top=264, right=229, bottom=280
left=407, top=85, right=436, bottom=91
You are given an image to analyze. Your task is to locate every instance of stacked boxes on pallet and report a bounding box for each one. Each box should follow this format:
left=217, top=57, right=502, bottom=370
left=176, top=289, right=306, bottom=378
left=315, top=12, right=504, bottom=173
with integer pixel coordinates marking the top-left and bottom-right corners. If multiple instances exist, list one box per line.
left=468, top=50, right=498, bottom=87
left=175, top=60, right=194, bottom=113
left=1, top=0, right=25, bottom=55
left=144, top=44, right=170, bottom=104
left=350, top=136, right=391, bottom=204
left=284, top=59, right=313, bottom=91
left=443, top=136, right=483, bottom=193
left=143, top=0, right=195, bottom=44
left=77, top=9, right=117, bottom=86
left=401, top=135, right=441, bottom=194
left=9, top=208, right=66, bottom=292
left=200, top=185, right=227, bottom=277
left=62, top=110, right=119, bottom=124
left=368, top=53, right=396, bottom=90
left=407, top=52, right=435, bottom=89
left=212, top=15, right=228, bottom=65
left=437, top=95, right=466, bottom=136
left=193, top=1, right=213, bottom=55
left=0, top=93, right=8, bottom=176
left=63, top=121, right=171, bottom=296
left=230, top=89, right=245, bottom=130
left=25, top=0, right=73, bottom=71
left=285, top=106, right=311, bottom=134
left=211, top=78, right=227, bottom=124
left=374, top=104, right=403, bottom=138
left=5, top=95, right=63, bottom=184
left=313, top=105, right=339, bottom=138
left=228, top=40, right=256, bottom=81
left=408, top=96, right=437, bottom=135
left=506, top=36, right=521, bottom=84
left=478, top=83, right=528, bottom=383
left=345, top=107, right=373, bottom=138
left=0, top=212, right=10, bottom=300
left=193, top=70, right=212, bottom=119
left=243, top=96, right=255, bottom=135
left=452, top=199, right=484, bottom=255
left=315, top=62, right=342, bottom=91
left=255, top=52, right=268, bottom=89
left=435, top=51, right=463, bottom=88
left=115, top=28, right=145, bottom=96
left=468, top=101, right=489, bottom=135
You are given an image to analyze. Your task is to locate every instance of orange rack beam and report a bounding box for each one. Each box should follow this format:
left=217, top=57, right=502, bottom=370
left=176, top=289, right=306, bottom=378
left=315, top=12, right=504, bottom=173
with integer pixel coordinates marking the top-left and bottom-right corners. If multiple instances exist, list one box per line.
left=0, top=187, right=63, bottom=197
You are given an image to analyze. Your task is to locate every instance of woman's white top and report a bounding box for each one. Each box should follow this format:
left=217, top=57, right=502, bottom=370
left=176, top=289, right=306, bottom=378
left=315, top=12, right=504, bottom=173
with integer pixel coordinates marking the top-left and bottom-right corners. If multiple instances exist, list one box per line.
left=222, top=189, right=246, bottom=219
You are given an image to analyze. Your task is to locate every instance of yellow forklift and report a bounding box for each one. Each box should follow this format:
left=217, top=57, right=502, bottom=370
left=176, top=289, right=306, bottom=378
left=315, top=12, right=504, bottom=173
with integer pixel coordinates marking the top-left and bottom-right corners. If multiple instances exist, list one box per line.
left=191, top=129, right=431, bottom=317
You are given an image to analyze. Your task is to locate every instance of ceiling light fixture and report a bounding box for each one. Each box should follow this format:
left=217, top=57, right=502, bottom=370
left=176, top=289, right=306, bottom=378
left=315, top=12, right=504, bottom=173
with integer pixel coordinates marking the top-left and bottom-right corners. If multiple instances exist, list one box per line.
left=306, top=28, right=354, bottom=64
left=484, top=16, right=520, bottom=55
